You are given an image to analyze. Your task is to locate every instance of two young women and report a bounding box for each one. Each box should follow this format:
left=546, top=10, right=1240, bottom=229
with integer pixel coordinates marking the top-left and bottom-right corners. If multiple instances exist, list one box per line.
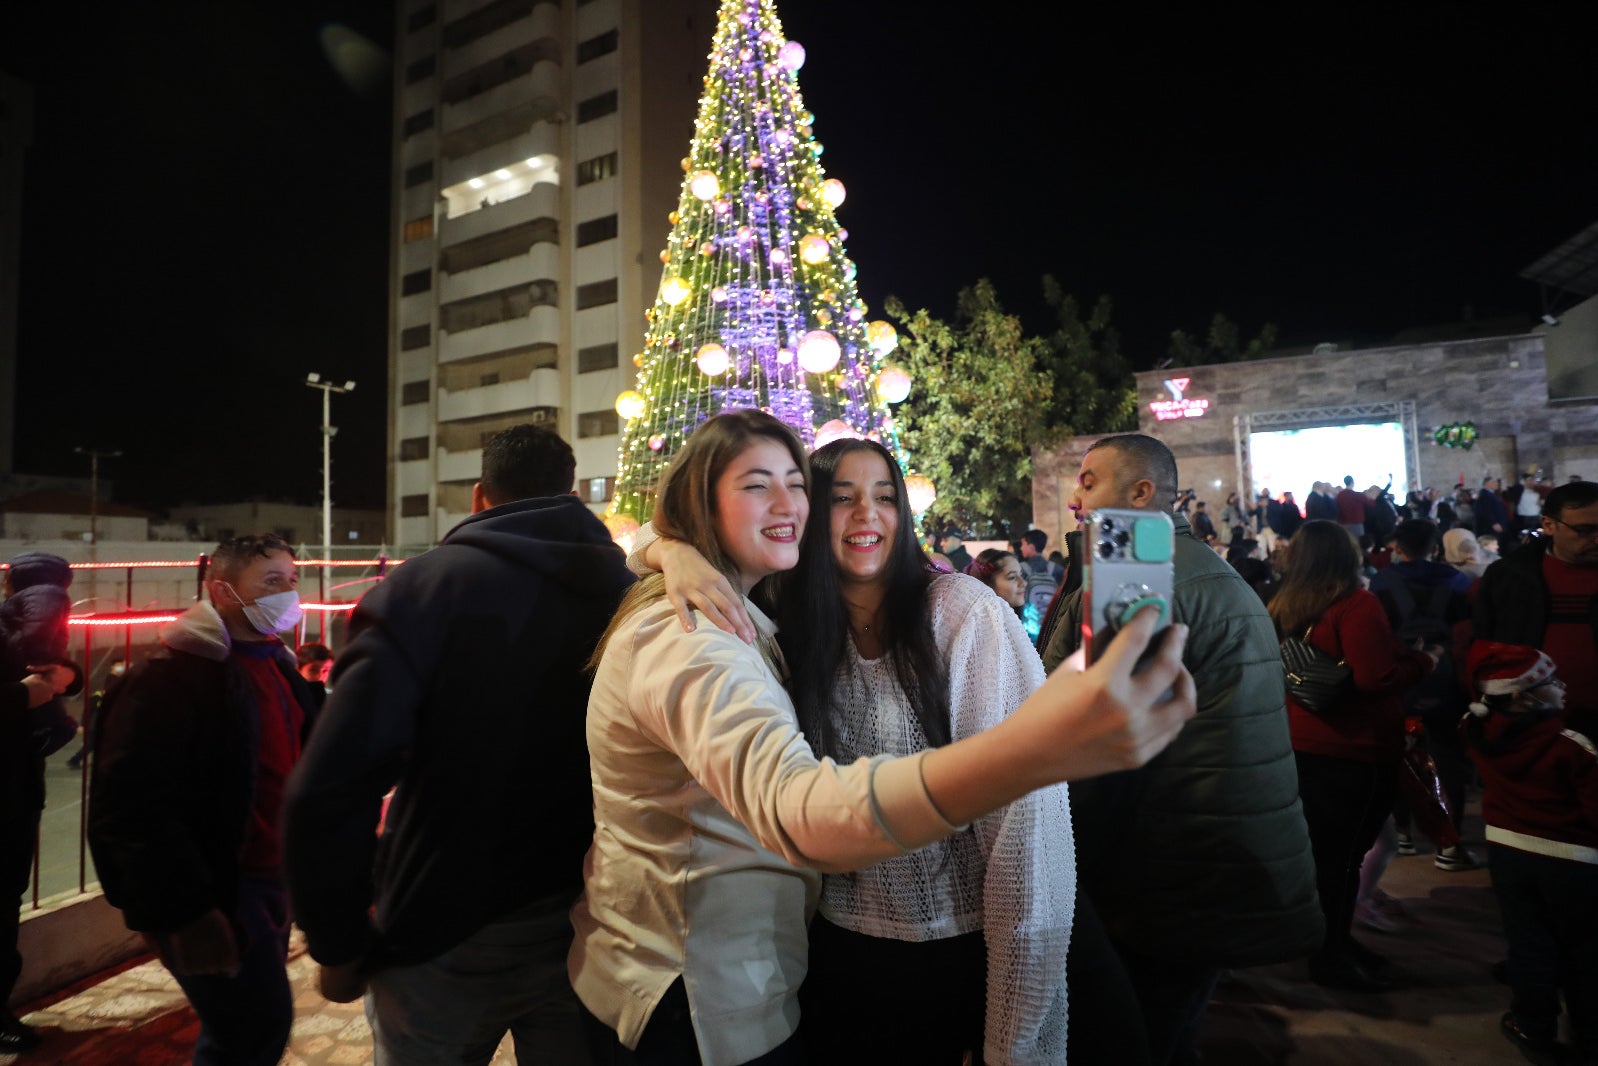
left=571, top=410, right=1195, bottom=1064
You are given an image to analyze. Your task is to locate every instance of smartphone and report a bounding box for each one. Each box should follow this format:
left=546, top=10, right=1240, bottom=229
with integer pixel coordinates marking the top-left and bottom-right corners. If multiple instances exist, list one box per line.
left=1081, top=508, right=1176, bottom=665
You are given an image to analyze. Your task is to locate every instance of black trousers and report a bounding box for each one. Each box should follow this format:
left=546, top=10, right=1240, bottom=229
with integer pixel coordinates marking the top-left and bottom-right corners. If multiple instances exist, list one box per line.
left=581, top=978, right=805, bottom=1066
left=1066, top=896, right=1152, bottom=1066
left=801, top=915, right=984, bottom=1065
left=1294, top=751, right=1397, bottom=955
left=2, top=807, right=39, bottom=1008
left=1490, top=845, right=1598, bottom=1049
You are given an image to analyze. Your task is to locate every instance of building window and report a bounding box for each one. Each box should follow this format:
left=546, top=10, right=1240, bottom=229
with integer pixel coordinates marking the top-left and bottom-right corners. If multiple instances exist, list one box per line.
left=576, top=278, right=617, bottom=310
left=403, top=215, right=434, bottom=243
left=406, top=4, right=436, bottom=31
left=403, top=109, right=434, bottom=136
left=576, top=214, right=618, bottom=247
left=576, top=152, right=618, bottom=186
left=578, top=410, right=620, bottom=438
left=400, top=494, right=430, bottom=517
left=577, top=29, right=618, bottom=64
left=404, top=161, right=434, bottom=188
left=399, top=436, right=430, bottom=461
left=578, top=342, right=620, bottom=373
left=586, top=476, right=617, bottom=503
left=405, top=55, right=436, bottom=84
left=576, top=90, right=618, bottom=123
left=480, top=372, right=501, bottom=387
left=401, top=268, right=431, bottom=296
left=440, top=281, right=557, bottom=333
left=401, top=380, right=430, bottom=405
left=401, top=324, right=432, bottom=350
left=442, top=0, right=549, bottom=50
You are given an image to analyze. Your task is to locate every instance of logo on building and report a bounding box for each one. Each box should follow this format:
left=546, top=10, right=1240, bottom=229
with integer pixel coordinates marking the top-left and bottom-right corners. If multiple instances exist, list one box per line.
left=1149, top=378, right=1210, bottom=421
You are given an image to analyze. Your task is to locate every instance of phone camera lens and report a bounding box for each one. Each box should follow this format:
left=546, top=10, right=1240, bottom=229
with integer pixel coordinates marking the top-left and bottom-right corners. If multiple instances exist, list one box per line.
left=1114, top=531, right=1130, bottom=546
left=1098, top=542, right=1115, bottom=559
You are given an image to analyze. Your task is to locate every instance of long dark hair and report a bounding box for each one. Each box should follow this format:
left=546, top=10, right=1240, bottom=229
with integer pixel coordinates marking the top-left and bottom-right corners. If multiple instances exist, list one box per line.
left=779, top=439, right=952, bottom=758
left=590, top=410, right=809, bottom=668
left=1268, top=520, right=1362, bottom=634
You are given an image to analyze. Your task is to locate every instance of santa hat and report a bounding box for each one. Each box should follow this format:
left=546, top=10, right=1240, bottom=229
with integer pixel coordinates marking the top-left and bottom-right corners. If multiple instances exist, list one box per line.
left=1465, top=641, right=1558, bottom=716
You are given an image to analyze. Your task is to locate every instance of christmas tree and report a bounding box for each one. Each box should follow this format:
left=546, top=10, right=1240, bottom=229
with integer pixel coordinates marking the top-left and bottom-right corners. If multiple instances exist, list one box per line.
left=609, top=0, right=912, bottom=524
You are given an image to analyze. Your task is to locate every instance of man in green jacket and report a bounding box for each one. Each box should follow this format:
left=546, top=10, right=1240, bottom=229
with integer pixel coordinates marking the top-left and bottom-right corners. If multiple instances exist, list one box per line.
left=1042, top=434, right=1321, bottom=1066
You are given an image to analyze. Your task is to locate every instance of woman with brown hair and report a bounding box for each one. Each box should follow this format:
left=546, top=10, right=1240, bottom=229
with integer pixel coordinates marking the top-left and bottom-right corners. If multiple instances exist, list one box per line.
left=1269, top=519, right=1439, bottom=992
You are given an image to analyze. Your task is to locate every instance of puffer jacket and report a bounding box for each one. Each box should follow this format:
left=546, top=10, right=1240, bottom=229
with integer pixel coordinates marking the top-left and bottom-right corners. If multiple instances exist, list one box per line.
left=1042, top=514, right=1322, bottom=966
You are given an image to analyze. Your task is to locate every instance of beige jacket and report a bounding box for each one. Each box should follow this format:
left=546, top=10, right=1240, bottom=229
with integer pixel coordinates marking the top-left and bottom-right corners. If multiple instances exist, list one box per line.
left=570, top=596, right=956, bottom=1065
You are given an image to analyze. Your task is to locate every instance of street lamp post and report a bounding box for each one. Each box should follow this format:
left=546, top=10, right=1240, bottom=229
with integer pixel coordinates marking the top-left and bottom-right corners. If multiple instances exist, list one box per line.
left=74, top=446, right=123, bottom=546
left=305, top=374, right=356, bottom=558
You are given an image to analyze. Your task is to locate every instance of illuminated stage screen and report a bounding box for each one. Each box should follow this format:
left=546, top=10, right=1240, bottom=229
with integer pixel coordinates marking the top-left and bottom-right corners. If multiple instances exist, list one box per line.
left=1251, top=422, right=1410, bottom=502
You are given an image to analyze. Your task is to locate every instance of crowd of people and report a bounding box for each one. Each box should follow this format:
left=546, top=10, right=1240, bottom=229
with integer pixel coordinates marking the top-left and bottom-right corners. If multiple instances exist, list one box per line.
left=3, top=423, right=1593, bottom=1066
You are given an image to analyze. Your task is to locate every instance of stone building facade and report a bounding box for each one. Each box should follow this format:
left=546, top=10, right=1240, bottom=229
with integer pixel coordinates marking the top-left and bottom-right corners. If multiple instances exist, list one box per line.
left=1032, top=332, right=1598, bottom=547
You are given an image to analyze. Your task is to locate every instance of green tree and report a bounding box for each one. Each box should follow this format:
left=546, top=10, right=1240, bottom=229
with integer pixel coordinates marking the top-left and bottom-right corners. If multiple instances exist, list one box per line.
left=885, top=280, right=1051, bottom=540
left=1167, top=313, right=1279, bottom=364
left=1038, top=277, right=1137, bottom=440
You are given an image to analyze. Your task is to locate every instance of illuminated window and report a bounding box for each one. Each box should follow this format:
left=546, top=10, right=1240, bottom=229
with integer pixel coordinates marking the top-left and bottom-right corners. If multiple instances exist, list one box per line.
left=577, top=91, right=617, bottom=123
left=576, top=214, right=618, bottom=247
left=578, top=342, right=619, bottom=373
left=578, top=410, right=619, bottom=438
left=586, top=476, right=617, bottom=503
left=576, top=152, right=618, bottom=186
left=576, top=278, right=617, bottom=310
left=577, top=30, right=618, bottom=64
left=403, top=216, right=433, bottom=242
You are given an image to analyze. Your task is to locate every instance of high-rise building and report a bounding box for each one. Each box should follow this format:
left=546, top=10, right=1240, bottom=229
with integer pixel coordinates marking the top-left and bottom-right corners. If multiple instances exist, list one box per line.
left=387, top=0, right=709, bottom=545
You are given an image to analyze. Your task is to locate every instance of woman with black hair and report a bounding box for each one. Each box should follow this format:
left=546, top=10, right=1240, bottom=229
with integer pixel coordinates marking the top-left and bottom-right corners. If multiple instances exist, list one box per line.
left=641, top=438, right=1075, bottom=1064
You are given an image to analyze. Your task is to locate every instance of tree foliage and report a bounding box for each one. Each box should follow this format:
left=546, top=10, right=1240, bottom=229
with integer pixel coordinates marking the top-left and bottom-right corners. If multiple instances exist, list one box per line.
left=885, top=280, right=1051, bottom=540
left=1038, top=276, right=1138, bottom=441
left=1167, top=313, right=1279, bottom=364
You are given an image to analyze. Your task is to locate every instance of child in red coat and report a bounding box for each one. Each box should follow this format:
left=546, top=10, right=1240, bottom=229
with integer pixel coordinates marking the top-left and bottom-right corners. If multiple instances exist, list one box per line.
left=1461, top=641, right=1598, bottom=1064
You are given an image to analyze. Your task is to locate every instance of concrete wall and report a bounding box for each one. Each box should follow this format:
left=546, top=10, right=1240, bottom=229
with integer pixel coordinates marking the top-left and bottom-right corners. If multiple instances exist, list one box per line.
left=1032, top=333, right=1598, bottom=549
left=12, top=895, right=145, bottom=1008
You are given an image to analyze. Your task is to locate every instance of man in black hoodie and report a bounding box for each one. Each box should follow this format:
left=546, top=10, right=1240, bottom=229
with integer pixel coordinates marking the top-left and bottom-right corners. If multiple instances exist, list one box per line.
left=284, top=423, right=635, bottom=1064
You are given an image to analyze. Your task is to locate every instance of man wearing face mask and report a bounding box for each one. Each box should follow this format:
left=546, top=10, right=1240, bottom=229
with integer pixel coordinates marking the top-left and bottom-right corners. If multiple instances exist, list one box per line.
left=89, top=533, right=317, bottom=1066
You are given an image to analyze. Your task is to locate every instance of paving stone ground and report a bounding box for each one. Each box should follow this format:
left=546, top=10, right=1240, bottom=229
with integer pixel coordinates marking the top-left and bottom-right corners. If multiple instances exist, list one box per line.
left=3, top=798, right=1551, bottom=1064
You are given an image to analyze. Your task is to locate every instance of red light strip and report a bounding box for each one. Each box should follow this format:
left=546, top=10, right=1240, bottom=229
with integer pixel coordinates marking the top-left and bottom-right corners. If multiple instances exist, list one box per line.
left=68, top=612, right=182, bottom=627
left=302, top=603, right=358, bottom=612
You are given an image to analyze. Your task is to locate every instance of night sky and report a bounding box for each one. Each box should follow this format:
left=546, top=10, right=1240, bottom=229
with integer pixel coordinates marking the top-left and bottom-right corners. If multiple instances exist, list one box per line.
left=5, top=2, right=1595, bottom=509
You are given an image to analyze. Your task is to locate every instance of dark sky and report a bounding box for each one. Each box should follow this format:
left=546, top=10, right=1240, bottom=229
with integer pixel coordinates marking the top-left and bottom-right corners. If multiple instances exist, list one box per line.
left=5, top=2, right=1595, bottom=508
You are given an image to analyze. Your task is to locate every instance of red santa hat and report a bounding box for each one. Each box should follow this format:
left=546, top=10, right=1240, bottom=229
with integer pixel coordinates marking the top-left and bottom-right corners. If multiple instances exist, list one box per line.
left=1465, top=641, right=1559, bottom=716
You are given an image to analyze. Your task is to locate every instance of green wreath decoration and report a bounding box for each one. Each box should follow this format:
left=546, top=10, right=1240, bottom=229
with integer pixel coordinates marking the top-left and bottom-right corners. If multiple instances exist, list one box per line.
left=1432, top=421, right=1478, bottom=450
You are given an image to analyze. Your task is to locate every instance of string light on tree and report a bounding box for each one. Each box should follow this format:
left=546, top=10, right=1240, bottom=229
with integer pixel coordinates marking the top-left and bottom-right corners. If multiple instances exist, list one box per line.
left=609, top=0, right=902, bottom=522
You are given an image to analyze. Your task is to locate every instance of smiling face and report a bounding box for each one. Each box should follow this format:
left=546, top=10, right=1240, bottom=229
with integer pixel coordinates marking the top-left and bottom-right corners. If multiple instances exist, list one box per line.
left=712, top=437, right=808, bottom=594
left=829, top=448, right=900, bottom=590
left=991, top=555, right=1026, bottom=608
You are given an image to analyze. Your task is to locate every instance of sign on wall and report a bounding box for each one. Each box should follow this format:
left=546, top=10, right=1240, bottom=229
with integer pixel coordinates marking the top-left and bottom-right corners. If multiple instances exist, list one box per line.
left=1149, top=378, right=1210, bottom=421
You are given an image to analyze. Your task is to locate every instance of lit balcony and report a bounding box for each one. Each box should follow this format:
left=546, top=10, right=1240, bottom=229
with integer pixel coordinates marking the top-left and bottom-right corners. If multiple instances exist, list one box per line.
left=441, top=124, right=560, bottom=194
left=441, top=181, right=558, bottom=245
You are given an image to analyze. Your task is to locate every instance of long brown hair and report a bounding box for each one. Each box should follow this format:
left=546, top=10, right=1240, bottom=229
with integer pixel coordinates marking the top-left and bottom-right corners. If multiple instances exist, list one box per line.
left=1267, top=520, right=1362, bottom=634
left=588, top=410, right=810, bottom=668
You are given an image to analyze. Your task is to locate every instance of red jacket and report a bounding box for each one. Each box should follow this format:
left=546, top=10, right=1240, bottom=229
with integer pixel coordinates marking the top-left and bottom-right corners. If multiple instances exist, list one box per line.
left=1463, top=710, right=1598, bottom=864
left=1288, top=589, right=1433, bottom=762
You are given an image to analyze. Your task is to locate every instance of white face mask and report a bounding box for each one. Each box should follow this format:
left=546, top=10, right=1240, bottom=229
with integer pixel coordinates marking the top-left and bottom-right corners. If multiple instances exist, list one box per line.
left=226, top=585, right=303, bottom=635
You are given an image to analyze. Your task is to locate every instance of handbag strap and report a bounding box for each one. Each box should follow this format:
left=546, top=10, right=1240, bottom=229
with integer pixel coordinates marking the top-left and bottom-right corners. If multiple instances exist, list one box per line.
left=1303, top=617, right=1346, bottom=665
